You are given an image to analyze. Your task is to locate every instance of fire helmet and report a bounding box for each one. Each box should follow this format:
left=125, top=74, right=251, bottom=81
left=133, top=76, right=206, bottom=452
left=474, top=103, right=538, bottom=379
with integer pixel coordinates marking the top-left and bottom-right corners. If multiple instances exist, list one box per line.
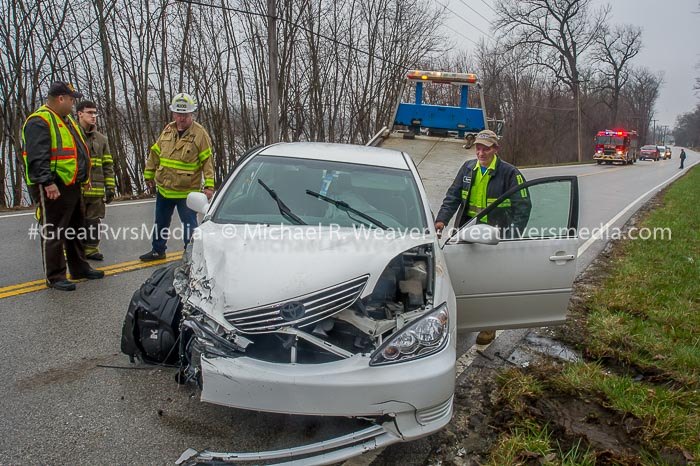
left=169, top=93, right=198, bottom=113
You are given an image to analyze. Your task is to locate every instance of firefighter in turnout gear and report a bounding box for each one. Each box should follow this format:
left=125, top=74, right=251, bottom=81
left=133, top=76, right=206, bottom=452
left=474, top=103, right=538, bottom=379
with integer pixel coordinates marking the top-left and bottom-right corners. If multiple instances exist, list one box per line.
left=77, top=100, right=115, bottom=261
left=139, top=93, right=215, bottom=261
left=434, top=129, right=531, bottom=345
left=22, top=81, right=105, bottom=291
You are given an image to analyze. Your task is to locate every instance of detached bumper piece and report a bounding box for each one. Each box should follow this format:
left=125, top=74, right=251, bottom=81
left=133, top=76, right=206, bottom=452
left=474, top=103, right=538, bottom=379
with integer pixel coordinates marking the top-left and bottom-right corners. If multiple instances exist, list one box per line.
left=176, top=424, right=400, bottom=465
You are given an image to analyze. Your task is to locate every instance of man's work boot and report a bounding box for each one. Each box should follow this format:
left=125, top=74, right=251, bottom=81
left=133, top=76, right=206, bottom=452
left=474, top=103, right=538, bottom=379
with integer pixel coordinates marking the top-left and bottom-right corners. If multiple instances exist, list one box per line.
left=476, top=330, right=496, bottom=345
left=86, top=252, right=104, bottom=261
left=72, top=269, right=105, bottom=280
left=139, top=250, right=166, bottom=262
left=48, top=279, right=77, bottom=291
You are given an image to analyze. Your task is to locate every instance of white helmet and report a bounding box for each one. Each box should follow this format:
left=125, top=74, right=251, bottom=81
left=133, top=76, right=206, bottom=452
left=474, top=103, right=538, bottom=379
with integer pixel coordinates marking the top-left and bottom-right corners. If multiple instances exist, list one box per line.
left=169, top=93, right=197, bottom=113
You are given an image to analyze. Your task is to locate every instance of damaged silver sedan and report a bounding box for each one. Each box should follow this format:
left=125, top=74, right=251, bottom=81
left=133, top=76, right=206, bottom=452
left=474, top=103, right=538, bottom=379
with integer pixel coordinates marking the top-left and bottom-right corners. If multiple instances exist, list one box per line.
left=136, top=142, right=579, bottom=464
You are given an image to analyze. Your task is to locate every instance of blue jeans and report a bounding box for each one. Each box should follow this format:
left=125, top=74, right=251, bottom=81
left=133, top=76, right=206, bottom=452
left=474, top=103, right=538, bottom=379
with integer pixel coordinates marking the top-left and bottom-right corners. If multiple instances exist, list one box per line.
left=152, top=192, right=198, bottom=254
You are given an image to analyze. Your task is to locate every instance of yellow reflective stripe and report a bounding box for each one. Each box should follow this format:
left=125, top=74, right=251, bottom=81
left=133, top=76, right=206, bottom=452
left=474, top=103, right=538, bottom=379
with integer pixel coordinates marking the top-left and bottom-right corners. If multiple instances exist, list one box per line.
left=204, top=178, right=215, bottom=188
left=156, top=185, right=192, bottom=199
left=144, top=170, right=155, bottom=180
left=198, top=147, right=212, bottom=162
left=84, top=187, right=106, bottom=196
left=91, top=159, right=103, bottom=167
left=159, top=157, right=200, bottom=171
left=151, top=143, right=161, bottom=156
left=461, top=189, right=468, bottom=199
left=103, top=154, right=113, bottom=163
left=516, top=174, right=527, bottom=198
left=104, top=177, right=116, bottom=187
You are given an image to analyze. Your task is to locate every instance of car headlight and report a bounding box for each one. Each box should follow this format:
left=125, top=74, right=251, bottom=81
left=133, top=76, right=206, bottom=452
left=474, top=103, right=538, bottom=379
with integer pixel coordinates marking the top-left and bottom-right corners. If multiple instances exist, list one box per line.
left=369, top=304, right=449, bottom=366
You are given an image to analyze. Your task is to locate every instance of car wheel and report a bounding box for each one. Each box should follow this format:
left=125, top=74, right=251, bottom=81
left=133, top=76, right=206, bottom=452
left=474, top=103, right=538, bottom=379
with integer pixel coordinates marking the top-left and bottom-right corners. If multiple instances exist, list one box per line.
left=596, top=160, right=602, bottom=165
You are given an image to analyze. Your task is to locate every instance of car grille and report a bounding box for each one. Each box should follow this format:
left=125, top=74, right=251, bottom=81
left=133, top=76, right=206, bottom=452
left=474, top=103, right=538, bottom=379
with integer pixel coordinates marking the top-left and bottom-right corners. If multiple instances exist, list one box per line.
left=223, top=275, right=370, bottom=333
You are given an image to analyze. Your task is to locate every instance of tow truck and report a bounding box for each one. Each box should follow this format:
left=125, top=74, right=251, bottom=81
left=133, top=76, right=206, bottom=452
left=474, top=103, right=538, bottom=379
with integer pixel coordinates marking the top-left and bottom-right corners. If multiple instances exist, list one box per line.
left=593, top=129, right=639, bottom=165
left=367, top=70, right=502, bottom=209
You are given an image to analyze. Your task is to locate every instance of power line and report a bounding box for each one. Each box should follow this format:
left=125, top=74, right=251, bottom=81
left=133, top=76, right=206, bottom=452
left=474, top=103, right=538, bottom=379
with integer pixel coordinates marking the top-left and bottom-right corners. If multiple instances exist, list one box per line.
left=175, top=0, right=409, bottom=70
left=436, top=0, right=493, bottom=39
left=478, top=0, right=498, bottom=15
left=456, top=0, right=493, bottom=26
left=443, top=22, right=480, bottom=46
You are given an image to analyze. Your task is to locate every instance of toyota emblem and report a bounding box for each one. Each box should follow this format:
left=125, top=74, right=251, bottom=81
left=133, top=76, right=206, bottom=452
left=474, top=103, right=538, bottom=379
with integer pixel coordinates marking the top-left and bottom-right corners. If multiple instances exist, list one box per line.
left=279, top=301, right=305, bottom=321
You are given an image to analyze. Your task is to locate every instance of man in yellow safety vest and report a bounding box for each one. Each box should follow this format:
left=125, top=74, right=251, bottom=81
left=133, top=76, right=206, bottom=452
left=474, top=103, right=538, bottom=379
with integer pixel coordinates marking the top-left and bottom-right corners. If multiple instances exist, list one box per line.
left=434, top=130, right=531, bottom=344
left=22, top=81, right=105, bottom=291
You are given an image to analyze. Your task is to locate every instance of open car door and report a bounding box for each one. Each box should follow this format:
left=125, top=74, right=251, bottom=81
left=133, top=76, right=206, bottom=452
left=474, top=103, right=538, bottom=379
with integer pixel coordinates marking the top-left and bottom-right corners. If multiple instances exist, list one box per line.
left=443, top=176, right=579, bottom=331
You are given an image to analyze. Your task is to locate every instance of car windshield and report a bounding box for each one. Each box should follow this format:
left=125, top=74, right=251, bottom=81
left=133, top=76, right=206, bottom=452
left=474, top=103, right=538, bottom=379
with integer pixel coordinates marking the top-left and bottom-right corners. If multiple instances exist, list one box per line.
left=212, top=155, right=427, bottom=230
left=641, top=145, right=656, bottom=150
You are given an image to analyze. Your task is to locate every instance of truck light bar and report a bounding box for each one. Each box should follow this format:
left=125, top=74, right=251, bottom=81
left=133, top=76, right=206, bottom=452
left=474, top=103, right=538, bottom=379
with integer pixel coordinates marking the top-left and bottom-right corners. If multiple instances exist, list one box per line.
left=407, top=70, right=478, bottom=84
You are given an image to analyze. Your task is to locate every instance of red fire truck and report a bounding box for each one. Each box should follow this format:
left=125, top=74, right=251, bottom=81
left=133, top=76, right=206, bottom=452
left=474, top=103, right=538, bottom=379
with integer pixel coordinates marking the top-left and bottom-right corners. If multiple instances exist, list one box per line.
left=593, top=129, right=639, bottom=165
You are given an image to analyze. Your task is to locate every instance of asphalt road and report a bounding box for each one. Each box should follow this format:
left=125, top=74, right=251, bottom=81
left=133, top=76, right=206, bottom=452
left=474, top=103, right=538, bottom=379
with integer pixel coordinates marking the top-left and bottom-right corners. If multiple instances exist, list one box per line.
left=0, top=147, right=696, bottom=464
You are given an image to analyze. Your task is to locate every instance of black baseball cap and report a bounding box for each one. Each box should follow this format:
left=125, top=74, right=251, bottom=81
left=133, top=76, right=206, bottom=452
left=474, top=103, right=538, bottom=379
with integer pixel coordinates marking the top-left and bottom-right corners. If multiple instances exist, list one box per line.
left=47, top=81, right=83, bottom=98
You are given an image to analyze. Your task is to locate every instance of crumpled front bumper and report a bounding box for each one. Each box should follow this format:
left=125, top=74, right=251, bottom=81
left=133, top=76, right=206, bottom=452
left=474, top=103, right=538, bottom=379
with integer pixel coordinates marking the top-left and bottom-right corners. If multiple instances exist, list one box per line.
left=176, top=424, right=403, bottom=465
left=199, top=345, right=455, bottom=419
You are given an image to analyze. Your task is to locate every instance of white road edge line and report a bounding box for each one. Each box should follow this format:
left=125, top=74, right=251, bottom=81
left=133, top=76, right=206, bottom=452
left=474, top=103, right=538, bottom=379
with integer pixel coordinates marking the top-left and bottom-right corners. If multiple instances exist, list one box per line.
left=0, top=199, right=155, bottom=219
left=576, top=160, right=697, bottom=257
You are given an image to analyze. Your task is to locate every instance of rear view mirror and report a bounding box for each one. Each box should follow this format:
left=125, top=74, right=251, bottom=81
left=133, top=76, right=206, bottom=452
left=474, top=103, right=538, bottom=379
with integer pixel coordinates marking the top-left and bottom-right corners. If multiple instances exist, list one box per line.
left=187, top=192, right=210, bottom=215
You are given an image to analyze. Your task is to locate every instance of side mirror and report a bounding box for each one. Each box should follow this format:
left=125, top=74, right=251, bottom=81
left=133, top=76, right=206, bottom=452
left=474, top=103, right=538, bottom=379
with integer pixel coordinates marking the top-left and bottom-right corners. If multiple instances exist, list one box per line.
left=457, top=223, right=500, bottom=245
left=187, top=192, right=210, bottom=215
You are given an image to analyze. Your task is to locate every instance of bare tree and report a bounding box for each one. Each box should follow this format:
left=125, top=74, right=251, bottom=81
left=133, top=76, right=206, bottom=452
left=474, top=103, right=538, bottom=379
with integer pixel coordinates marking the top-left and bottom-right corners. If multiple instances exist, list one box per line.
left=493, top=0, right=609, bottom=161
left=593, top=24, right=642, bottom=125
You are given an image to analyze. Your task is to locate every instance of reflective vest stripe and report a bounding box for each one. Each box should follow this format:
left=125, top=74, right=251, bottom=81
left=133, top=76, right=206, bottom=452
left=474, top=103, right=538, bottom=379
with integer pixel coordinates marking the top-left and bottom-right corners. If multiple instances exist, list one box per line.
left=104, top=177, right=116, bottom=187
left=204, top=177, right=215, bottom=188
left=516, top=174, right=527, bottom=198
left=144, top=169, right=155, bottom=180
left=151, top=143, right=161, bottom=156
left=21, top=106, right=86, bottom=186
left=159, top=156, right=201, bottom=171
left=198, top=147, right=212, bottom=162
left=156, top=185, right=193, bottom=199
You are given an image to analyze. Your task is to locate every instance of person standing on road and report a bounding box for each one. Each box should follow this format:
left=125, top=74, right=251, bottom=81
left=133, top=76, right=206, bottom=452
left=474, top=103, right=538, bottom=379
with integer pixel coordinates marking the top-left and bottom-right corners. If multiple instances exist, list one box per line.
left=77, top=100, right=115, bottom=261
left=139, top=93, right=215, bottom=261
left=679, top=149, right=686, bottom=169
left=22, top=81, right=105, bottom=291
left=434, top=129, right=531, bottom=345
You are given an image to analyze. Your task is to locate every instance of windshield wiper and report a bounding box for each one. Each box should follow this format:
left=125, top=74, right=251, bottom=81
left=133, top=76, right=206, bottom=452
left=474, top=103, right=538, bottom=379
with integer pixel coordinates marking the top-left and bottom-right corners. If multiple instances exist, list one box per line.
left=257, top=179, right=306, bottom=225
left=305, top=190, right=388, bottom=229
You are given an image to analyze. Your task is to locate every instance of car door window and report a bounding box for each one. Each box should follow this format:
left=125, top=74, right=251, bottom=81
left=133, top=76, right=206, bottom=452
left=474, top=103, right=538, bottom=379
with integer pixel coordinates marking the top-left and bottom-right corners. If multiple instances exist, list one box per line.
left=471, top=177, right=577, bottom=240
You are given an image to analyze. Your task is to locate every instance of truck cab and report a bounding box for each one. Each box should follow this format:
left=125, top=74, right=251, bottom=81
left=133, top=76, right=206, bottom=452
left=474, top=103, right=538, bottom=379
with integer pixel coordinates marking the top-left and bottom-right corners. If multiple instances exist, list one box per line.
left=594, top=129, right=638, bottom=165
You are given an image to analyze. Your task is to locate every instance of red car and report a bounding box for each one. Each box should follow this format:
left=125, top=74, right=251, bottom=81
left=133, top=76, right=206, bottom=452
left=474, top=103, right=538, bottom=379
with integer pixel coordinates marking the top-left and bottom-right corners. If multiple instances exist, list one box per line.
left=639, top=145, right=660, bottom=161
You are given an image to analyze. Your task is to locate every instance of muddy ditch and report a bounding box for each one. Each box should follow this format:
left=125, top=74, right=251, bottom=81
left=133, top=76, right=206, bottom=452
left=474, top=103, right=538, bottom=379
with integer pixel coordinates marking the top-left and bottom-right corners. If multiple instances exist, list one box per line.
left=422, top=187, right=696, bottom=465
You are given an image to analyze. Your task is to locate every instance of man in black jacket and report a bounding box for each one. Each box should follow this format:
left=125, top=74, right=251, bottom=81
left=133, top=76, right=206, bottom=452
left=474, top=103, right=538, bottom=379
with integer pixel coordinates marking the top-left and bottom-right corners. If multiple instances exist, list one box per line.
left=22, top=81, right=105, bottom=291
left=434, top=130, right=531, bottom=344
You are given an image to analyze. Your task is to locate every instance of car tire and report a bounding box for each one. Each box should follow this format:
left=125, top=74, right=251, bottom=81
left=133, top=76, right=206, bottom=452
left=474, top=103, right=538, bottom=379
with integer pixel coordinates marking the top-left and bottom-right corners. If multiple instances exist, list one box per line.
left=596, top=160, right=602, bottom=165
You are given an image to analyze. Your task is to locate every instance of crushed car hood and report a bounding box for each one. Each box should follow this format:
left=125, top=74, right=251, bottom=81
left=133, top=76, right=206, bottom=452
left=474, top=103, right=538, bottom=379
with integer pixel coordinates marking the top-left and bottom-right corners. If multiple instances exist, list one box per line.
left=185, top=222, right=434, bottom=326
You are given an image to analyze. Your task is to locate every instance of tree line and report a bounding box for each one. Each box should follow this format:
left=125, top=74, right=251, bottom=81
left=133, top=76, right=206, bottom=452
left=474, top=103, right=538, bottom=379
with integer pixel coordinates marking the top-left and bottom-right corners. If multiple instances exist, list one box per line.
left=1, top=0, right=665, bottom=207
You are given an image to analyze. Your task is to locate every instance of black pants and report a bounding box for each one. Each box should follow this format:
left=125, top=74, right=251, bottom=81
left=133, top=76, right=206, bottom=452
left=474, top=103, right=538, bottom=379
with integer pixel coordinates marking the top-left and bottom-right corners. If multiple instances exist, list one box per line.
left=30, top=182, right=92, bottom=284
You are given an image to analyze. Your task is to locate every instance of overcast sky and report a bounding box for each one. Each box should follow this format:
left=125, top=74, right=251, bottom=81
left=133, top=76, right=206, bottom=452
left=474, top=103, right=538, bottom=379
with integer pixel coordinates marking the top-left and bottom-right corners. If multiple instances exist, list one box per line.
left=445, top=0, right=700, bottom=128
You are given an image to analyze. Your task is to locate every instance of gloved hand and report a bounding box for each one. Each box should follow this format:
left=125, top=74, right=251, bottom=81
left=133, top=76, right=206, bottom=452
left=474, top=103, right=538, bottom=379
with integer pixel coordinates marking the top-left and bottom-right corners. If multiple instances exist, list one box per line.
left=105, top=189, right=115, bottom=204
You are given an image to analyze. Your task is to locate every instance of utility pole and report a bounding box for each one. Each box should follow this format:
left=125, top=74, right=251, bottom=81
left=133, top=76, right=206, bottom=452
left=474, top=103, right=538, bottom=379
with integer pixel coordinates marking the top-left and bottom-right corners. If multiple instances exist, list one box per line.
left=651, top=118, right=658, bottom=144
left=267, top=0, right=280, bottom=143
left=576, top=88, right=582, bottom=162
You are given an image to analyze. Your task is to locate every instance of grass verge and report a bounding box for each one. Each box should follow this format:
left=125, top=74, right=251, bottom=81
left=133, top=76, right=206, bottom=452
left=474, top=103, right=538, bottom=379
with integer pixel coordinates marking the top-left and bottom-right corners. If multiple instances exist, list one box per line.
left=488, top=166, right=700, bottom=464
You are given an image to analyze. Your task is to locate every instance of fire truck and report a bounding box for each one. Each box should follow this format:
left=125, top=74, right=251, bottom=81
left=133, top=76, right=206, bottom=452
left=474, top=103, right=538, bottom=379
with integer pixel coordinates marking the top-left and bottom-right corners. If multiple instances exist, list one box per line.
left=593, top=129, right=639, bottom=165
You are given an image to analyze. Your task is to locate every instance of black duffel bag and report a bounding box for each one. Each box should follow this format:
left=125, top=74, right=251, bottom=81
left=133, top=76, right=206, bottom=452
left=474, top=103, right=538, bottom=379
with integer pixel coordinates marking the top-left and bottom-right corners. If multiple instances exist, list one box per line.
left=121, top=263, right=183, bottom=364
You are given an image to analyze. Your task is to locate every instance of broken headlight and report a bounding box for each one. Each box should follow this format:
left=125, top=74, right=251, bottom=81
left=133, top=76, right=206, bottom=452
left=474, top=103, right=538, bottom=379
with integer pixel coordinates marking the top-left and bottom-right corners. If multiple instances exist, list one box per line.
left=369, top=303, right=448, bottom=366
